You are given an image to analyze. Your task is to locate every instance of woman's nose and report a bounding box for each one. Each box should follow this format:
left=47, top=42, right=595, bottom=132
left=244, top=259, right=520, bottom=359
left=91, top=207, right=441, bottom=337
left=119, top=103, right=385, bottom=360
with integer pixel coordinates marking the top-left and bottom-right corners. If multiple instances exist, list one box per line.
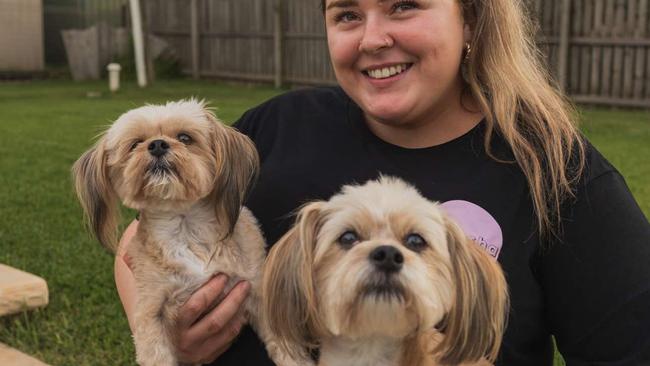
left=358, top=16, right=394, bottom=53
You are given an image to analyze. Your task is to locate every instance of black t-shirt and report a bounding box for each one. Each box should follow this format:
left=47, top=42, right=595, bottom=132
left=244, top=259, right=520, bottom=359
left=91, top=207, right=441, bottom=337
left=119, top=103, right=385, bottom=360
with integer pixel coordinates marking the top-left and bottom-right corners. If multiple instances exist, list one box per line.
left=211, top=86, right=650, bottom=366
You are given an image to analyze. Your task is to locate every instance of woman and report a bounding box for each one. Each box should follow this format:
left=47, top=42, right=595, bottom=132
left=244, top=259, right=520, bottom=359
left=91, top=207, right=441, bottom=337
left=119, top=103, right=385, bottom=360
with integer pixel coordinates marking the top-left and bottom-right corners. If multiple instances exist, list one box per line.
left=115, top=0, right=650, bottom=364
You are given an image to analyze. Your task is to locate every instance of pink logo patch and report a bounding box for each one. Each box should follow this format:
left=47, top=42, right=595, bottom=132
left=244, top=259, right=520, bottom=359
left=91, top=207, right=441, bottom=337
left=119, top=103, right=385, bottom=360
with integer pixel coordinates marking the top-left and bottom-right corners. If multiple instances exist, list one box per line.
left=440, top=200, right=503, bottom=259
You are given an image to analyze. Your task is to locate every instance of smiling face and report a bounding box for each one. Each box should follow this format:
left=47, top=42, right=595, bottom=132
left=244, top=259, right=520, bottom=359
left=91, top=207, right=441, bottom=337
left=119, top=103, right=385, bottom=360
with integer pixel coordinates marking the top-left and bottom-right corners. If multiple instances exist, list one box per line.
left=324, top=0, right=468, bottom=129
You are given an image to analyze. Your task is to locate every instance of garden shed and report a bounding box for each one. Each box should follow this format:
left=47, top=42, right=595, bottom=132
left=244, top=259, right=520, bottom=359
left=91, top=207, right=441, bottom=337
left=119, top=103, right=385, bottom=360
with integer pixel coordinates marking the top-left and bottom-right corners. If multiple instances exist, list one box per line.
left=0, top=0, right=45, bottom=72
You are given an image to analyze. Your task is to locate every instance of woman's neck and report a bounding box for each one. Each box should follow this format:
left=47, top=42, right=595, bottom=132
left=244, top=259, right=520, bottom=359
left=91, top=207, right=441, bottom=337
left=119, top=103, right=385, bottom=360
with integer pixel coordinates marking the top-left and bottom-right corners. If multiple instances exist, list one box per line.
left=364, top=94, right=484, bottom=149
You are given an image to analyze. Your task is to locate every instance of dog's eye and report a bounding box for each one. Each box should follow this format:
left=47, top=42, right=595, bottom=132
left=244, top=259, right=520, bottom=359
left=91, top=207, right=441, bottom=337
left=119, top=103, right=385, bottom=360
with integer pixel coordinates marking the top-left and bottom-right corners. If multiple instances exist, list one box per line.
left=404, top=233, right=427, bottom=252
left=177, top=133, right=192, bottom=145
left=130, top=140, right=143, bottom=151
left=338, top=230, right=360, bottom=248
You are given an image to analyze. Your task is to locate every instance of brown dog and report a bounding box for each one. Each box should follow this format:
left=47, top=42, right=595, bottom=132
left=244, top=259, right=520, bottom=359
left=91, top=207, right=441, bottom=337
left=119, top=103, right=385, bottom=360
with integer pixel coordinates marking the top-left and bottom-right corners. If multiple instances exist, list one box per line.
left=263, top=177, right=509, bottom=366
left=73, top=100, right=309, bottom=366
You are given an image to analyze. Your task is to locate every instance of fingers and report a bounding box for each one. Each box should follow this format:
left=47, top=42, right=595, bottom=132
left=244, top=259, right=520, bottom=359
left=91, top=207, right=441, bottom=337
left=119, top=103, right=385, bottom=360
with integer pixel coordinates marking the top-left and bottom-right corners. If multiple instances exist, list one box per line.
left=192, top=309, right=248, bottom=364
left=178, top=274, right=230, bottom=328
left=174, top=281, right=250, bottom=364
left=187, top=280, right=251, bottom=339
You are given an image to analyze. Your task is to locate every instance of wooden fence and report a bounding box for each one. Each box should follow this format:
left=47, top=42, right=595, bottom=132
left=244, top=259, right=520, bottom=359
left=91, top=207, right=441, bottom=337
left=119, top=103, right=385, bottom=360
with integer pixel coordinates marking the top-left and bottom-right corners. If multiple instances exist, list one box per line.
left=145, top=0, right=650, bottom=107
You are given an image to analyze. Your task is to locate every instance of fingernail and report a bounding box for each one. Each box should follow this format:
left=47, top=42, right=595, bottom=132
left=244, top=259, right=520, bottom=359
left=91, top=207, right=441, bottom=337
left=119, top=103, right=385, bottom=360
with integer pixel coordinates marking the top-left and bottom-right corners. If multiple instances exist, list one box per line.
left=214, top=273, right=229, bottom=282
left=240, top=281, right=251, bottom=293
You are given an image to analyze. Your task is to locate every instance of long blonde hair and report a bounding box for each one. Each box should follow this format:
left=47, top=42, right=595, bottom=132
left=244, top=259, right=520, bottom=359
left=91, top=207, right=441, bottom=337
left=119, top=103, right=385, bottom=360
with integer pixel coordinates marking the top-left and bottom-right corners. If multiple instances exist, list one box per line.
left=320, top=0, right=585, bottom=238
left=459, top=0, right=585, bottom=238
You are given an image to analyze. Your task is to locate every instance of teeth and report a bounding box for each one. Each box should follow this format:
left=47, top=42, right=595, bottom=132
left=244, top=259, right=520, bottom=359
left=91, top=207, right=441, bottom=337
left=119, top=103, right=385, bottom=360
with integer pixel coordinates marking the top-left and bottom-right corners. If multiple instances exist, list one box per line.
left=366, top=64, right=410, bottom=79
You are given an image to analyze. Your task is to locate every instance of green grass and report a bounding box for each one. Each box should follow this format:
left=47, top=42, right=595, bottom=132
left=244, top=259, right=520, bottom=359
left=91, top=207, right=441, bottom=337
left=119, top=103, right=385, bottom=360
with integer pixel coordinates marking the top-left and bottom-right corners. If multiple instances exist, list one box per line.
left=0, top=79, right=647, bottom=365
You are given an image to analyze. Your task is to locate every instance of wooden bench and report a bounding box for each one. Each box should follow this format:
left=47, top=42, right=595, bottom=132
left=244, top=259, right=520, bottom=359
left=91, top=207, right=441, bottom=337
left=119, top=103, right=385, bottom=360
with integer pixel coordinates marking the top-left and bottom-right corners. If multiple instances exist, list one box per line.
left=0, top=264, right=51, bottom=365
left=0, top=264, right=48, bottom=316
left=0, top=343, right=50, bottom=366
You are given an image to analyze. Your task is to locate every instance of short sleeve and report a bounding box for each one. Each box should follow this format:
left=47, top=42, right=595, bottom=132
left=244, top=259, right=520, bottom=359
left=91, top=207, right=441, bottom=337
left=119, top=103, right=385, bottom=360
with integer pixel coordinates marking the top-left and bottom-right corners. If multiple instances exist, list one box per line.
left=541, top=170, right=650, bottom=365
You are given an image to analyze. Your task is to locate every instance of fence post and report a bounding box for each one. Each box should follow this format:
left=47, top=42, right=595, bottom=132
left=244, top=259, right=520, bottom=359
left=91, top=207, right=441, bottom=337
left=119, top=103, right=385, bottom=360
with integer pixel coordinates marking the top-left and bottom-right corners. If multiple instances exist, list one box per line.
left=273, top=0, right=283, bottom=88
left=557, top=0, right=571, bottom=91
left=128, top=0, right=147, bottom=87
left=191, top=0, right=200, bottom=79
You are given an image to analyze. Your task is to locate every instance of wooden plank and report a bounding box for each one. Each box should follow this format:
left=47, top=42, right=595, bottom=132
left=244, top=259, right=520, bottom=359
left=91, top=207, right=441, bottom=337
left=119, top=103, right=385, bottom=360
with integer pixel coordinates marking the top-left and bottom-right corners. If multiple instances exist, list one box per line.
left=557, top=0, right=571, bottom=91
left=622, top=0, right=635, bottom=98
left=635, top=0, right=648, bottom=98
left=190, top=0, right=200, bottom=79
left=580, top=0, right=593, bottom=94
left=611, top=0, right=626, bottom=97
left=600, top=0, right=615, bottom=96
left=623, top=44, right=635, bottom=98
left=647, top=48, right=650, bottom=98
left=0, top=343, right=50, bottom=366
left=590, top=0, right=604, bottom=96
left=569, top=0, right=580, bottom=94
left=633, top=46, right=646, bottom=98
left=274, top=0, right=283, bottom=87
left=0, top=264, right=48, bottom=316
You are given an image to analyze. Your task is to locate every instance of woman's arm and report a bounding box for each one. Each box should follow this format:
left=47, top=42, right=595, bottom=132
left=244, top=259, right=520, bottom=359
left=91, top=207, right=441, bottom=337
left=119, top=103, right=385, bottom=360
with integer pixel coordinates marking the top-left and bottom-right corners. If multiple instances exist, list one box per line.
left=115, top=219, right=139, bottom=331
left=541, top=171, right=650, bottom=364
left=114, top=219, right=251, bottom=364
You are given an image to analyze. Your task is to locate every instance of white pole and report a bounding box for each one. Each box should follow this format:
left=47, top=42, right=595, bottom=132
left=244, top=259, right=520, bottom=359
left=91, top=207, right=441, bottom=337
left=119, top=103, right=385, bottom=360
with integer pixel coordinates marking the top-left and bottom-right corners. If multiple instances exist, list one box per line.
left=129, top=0, right=147, bottom=87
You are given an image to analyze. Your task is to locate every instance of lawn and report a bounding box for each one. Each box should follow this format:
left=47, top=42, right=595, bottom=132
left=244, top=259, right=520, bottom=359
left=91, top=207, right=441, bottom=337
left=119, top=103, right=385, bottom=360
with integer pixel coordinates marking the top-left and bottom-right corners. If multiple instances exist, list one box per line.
left=0, top=79, right=648, bottom=366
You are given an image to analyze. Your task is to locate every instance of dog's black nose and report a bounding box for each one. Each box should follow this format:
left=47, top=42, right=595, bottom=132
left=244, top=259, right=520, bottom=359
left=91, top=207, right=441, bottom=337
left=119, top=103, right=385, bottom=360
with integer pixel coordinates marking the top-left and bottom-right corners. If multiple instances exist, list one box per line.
left=148, top=139, right=169, bottom=157
left=369, top=246, right=404, bottom=273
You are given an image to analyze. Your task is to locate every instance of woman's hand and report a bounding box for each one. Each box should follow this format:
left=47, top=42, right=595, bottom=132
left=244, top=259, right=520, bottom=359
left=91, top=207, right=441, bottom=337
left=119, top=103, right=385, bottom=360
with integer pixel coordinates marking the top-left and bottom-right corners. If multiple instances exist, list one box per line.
left=115, top=219, right=251, bottom=365
left=173, top=275, right=250, bottom=364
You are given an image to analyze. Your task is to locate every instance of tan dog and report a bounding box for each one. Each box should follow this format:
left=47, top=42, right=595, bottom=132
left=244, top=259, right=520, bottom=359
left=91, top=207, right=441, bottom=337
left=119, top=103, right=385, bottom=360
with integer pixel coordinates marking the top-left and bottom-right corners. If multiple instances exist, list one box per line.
left=72, top=100, right=307, bottom=366
left=263, top=177, right=509, bottom=366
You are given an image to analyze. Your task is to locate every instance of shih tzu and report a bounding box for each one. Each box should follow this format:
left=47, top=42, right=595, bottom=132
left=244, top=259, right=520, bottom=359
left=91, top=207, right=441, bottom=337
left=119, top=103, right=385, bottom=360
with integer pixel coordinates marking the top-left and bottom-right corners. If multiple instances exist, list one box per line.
left=72, top=100, right=308, bottom=366
left=262, top=177, right=509, bottom=366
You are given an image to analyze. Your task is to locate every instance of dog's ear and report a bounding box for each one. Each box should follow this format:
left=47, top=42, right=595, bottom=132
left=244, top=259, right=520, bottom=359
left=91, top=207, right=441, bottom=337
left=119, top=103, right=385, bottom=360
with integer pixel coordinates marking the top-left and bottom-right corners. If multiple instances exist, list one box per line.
left=434, top=218, right=509, bottom=365
left=71, top=140, right=120, bottom=252
left=206, top=109, right=259, bottom=237
left=262, top=201, right=326, bottom=359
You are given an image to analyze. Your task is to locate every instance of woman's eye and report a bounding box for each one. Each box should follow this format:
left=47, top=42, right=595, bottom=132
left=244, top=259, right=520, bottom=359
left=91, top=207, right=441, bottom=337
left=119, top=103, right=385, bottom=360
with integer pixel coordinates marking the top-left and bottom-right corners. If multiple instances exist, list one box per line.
left=392, top=0, right=419, bottom=13
left=404, top=233, right=427, bottom=251
left=334, top=11, right=360, bottom=23
left=177, top=133, right=192, bottom=145
left=338, top=230, right=360, bottom=248
left=130, top=140, right=143, bottom=151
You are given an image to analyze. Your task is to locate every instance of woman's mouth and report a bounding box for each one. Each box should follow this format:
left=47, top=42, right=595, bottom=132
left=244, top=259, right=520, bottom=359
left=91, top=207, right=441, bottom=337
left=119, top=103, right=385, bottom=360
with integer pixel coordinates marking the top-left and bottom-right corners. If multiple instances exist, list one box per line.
left=363, top=63, right=413, bottom=80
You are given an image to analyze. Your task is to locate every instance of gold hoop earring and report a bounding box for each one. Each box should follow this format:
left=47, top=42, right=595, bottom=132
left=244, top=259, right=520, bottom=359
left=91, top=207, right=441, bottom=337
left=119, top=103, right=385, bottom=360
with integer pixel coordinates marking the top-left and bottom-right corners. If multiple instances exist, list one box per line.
left=461, top=42, right=472, bottom=83
left=463, top=42, right=472, bottom=63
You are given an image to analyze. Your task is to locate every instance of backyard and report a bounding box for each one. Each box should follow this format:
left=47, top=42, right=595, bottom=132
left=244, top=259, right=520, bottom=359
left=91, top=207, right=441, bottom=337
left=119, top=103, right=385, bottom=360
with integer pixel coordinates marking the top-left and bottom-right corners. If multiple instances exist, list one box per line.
left=0, top=79, right=648, bottom=366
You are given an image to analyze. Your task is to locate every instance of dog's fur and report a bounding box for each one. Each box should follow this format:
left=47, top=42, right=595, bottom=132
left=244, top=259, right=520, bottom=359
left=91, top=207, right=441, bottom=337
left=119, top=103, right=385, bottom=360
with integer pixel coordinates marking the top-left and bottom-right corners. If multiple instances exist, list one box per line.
left=262, top=177, right=509, bottom=366
left=72, top=100, right=307, bottom=366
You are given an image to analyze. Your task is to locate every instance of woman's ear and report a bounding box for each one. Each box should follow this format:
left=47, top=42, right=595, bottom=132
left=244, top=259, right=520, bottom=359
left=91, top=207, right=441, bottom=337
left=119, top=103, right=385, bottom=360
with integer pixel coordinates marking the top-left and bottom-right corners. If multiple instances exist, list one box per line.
left=262, top=201, right=326, bottom=359
left=434, top=218, right=509, bottom=365
left=72, top=140, right=120, bottom=252
left=464, top=23, right=473, bottom=44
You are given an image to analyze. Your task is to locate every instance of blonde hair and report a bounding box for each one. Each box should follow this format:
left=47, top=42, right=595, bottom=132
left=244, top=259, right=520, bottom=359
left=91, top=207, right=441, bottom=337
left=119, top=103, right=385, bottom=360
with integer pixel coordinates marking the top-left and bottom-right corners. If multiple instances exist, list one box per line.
left=459, top=0, right=585, bottom=238
left=320, top=0, right=585, bottom=238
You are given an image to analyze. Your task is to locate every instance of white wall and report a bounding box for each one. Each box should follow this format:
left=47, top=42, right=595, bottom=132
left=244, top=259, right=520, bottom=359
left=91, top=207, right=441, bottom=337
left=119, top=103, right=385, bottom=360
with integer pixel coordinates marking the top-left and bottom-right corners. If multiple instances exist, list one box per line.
left=0, top=0, right=45, bottom=71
